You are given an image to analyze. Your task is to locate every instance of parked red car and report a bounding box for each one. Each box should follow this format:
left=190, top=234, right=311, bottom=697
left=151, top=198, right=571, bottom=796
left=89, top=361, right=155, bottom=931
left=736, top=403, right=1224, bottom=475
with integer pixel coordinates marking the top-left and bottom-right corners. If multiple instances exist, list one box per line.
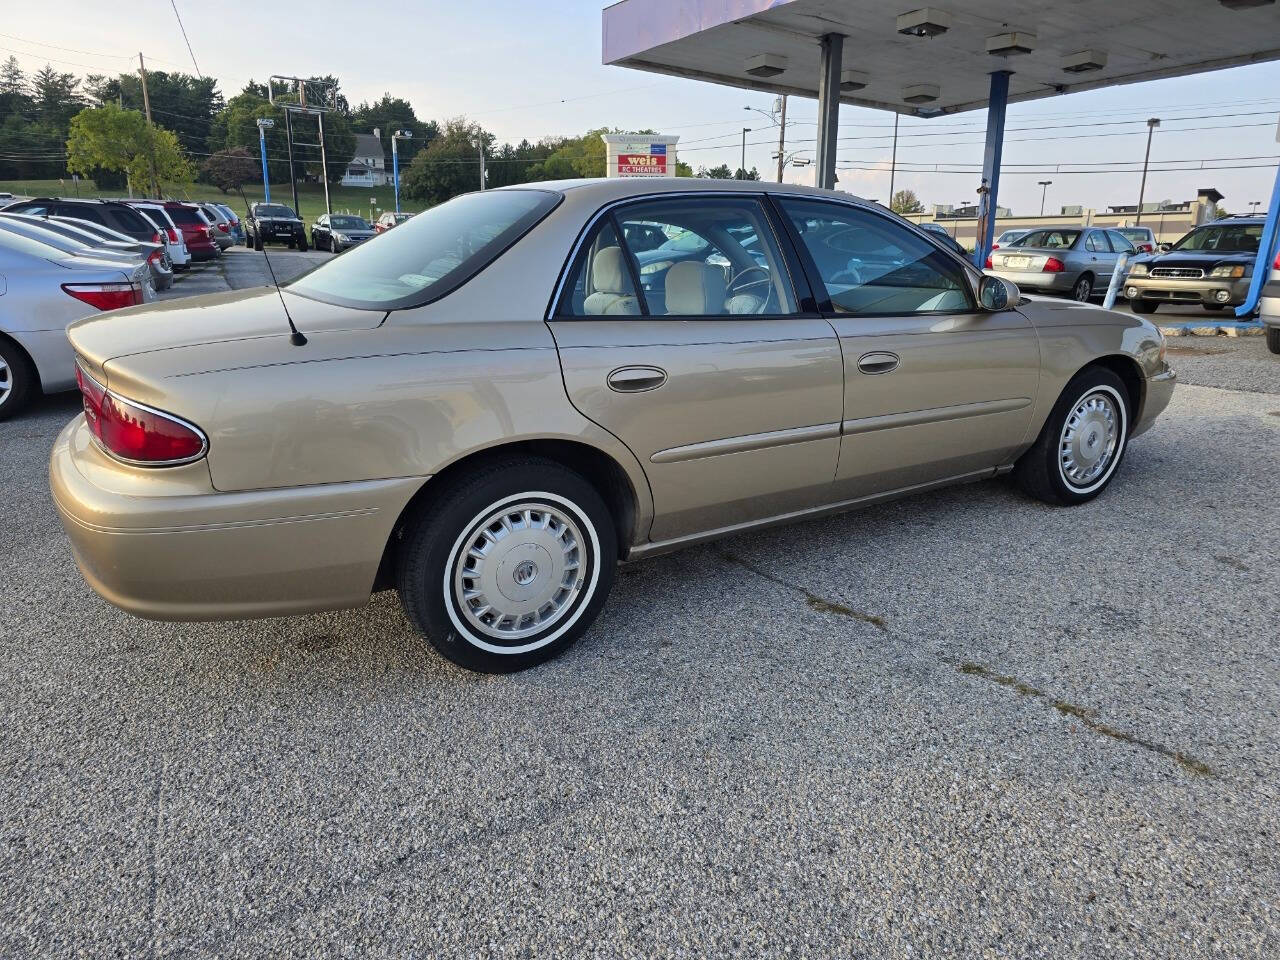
left=126, top=200, right=219, bottom=262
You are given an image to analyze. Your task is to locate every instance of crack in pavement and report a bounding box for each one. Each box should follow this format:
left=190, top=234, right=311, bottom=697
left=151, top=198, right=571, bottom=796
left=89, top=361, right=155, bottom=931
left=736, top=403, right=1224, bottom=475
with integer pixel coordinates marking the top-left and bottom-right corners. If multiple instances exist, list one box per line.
left=716, top=549, right=1214, bottom=777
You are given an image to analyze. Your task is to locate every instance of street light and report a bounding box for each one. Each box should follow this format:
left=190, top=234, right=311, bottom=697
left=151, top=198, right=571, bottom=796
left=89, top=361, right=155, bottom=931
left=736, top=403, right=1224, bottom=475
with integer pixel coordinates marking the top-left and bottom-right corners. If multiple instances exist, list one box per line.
left=391, top=129, right=413, bottom=214
left=740, top=127, right=752, bottom=180
left=1250, top=200, right=1262, bottom=214
left=1135, top=117, right=1160, bottom=226
left=1037, top=180, right=1052, bottom=216
left=255, top=117, right=275, bottom=204
left=745, top=99, right=788, bottom=183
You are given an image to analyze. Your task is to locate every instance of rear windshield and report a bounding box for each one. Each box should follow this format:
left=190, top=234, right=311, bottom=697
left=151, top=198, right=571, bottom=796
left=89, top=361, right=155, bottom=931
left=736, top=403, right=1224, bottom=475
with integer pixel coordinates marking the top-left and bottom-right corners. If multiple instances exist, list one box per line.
left=256, top=205, right=297, bottom=218
left=1171, top=223, right=1263, bottom=253
left=1117, top=228, right=1151, bottom=240
left=167, top=206, right=204, bottom=226
left=287, top=189, right=560, bottom=310
left=1013, top=229, right=1080, bottom=249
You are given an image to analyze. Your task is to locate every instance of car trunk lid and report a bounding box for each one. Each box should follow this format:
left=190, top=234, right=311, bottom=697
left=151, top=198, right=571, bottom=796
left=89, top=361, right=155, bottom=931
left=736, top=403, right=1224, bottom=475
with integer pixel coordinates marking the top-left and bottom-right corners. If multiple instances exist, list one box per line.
left=66, top=287, right=386, bottom=369
left=990, top=246, right=1064, bottom=271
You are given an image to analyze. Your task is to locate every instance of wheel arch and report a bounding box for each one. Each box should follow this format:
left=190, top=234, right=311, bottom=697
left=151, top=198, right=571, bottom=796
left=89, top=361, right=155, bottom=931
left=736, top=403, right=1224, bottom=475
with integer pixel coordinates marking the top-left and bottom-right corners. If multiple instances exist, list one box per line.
left=373, top=437, right=644, bottom=591
left=1078, top=353, right=1144, bottom=423
left=0, top=331, right=42, bottom=393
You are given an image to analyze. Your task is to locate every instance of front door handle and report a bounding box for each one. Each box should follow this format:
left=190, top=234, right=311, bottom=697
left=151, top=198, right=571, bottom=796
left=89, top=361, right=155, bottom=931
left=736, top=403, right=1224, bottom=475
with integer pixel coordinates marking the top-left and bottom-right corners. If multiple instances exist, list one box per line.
left=607, top=365, right=667, bottom=393
left=857, top=352, right=900, bottom=375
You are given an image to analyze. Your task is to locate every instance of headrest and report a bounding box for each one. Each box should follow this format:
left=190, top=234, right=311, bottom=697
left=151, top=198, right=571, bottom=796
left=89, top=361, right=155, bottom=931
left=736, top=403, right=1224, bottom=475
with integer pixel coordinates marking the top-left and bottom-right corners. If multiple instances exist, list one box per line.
left=591, top=246, right=629, bottom=295
left=665, top=261, right=726, bottom=315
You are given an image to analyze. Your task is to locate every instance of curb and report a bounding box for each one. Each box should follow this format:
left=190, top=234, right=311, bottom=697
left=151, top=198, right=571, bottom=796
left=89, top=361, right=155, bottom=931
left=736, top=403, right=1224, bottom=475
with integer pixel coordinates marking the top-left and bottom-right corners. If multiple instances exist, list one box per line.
left=1157, top=320, right=1264, bottom=338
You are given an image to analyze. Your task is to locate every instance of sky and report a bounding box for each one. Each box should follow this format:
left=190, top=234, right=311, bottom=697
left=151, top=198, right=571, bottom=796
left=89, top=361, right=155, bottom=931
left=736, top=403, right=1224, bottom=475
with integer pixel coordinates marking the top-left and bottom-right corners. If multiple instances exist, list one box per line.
left=5, top=0, right=1280, bottom=216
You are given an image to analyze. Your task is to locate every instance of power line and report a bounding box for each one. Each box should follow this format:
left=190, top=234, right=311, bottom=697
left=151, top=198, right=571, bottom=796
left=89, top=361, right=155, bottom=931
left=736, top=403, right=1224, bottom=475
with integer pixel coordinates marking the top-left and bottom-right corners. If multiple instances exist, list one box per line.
left=169, top=1, right=202, bottom=79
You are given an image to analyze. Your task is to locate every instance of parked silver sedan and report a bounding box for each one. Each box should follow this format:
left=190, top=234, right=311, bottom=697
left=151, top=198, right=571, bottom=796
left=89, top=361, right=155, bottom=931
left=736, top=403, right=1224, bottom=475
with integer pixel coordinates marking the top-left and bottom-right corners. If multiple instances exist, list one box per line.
left=0, top=229, right=151, bottom=419
left=0, top=213, right=165, bottom=293
left=986, top=227, right=1137, bottom=302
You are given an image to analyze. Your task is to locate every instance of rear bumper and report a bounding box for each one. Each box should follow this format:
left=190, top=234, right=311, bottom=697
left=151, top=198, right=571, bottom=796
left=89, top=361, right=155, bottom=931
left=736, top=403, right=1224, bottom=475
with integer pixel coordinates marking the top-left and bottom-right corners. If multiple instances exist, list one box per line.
left=1260, top=281, right=1280, bottom=328
left=986, top=268, right=1075, bottom=293
left=50, top=417, right=427, bottom=621
left=188, top=246, right=219, bottom=261
left=1123, top=276, right=1251, bottom=306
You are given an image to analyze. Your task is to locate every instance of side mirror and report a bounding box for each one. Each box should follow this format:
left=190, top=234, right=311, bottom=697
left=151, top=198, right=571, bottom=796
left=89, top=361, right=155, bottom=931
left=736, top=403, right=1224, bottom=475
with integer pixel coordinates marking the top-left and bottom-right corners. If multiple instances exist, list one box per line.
left=978, top=273, right=1017, bottom=311
left=1158, top=242, right=1172, bottom=252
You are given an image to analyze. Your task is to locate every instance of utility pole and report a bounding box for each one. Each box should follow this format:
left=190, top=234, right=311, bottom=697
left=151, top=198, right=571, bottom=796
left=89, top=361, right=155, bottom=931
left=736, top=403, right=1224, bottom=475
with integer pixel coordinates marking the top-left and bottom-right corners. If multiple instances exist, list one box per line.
left=775, top=95, right=787, bottom=183
left=740, top=127, right=751, bottom=179
left=1038, top=180, right=1052, bottom=216
left=137, top=53, right=161, bottom=199
left=479, top=142, right=486, bottom=190
left=1135, top=117, right=1160, bottom=226
left=889, top=112, right=899, bottom=207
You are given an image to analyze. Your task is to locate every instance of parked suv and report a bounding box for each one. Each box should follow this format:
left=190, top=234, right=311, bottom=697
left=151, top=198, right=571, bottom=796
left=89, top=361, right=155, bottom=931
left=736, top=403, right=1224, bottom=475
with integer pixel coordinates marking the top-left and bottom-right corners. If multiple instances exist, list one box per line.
left=146, top=202, right=220, bottom=262
left=2, top=197, right=162, bottom=247
left=197, top=203, right=236, bottom=250
left=128, top=202, right=191, bottom=270
left=1123, top=217, right=1263, bottom=314
left=244, top=202, right=308, bottom=251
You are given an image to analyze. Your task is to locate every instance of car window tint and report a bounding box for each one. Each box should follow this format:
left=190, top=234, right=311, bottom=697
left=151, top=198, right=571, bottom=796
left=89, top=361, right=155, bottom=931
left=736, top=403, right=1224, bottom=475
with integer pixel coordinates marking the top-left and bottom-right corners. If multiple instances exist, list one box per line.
left=1085, top=231, right=1111, bottom=252
left=102, top=206, right=148, bottom=237
left=1016, top=229, right=1080, bottom=249
left=1172, top=223, right=1262, bottom=252
left=611, top=197, right=797, bottom=317
left=58, top=204, right=105, bottom=225
left=558, top=221, right=642, bottom=317
left=167, top=206, right=201, bottom=225
left=779, top=197, right=973, bottom=316
left=287, top=189, right=558, bottom=310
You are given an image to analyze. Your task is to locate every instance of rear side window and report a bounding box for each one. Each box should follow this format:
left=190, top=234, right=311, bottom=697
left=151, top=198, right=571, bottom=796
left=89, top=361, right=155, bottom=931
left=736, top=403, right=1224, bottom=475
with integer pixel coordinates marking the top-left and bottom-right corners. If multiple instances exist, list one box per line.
left=558, top=222, right=641, bottom=317
left=287, top=189, right=560, bottom=310
left=100, top=206, right=150, bottom=238
left=57, top=204, right=105, bottom=226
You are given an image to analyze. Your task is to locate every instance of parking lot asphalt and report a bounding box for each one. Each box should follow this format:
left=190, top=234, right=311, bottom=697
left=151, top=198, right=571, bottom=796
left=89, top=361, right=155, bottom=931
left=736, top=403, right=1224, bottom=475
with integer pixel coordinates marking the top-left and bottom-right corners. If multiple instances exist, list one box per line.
left=3, top=273, right=1279, bottom=956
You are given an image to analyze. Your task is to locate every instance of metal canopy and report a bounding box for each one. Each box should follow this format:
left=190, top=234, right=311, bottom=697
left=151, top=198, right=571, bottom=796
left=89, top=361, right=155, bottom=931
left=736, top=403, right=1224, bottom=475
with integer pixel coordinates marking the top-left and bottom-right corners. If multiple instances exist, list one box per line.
left=602, top=0, right=1280, bottom=117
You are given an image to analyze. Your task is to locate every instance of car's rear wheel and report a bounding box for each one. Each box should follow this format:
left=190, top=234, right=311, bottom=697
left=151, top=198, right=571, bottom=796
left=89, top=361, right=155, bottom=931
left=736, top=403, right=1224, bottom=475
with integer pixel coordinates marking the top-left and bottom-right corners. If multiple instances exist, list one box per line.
left=0, top=338, right=36, bottom=422
left=1130, top=299, right=1157, bottom=314
left=397, top=458, right=617, bottom=673
left=1014, top=367, right=1130, bottom=506
left=1071, top=273, right=1094, bottom=302
left=1267, top=326, right=1280, bottom=355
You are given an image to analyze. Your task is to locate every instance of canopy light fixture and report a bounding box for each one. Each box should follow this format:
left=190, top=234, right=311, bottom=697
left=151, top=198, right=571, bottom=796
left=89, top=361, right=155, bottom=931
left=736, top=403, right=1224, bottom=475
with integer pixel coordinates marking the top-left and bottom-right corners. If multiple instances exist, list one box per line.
left=840, top=70, right=870, bottom=91
left=903, top=83, right=940, bottom=104
left=745, top=53, right=787, bottom=78
left=896, top=8, right=952, bottom=38
left=1061, top=49, right=1108, bottom=73
left=1218, top=0, right=1274, bottom=8
left=986, top=32, right=1036, bottom=56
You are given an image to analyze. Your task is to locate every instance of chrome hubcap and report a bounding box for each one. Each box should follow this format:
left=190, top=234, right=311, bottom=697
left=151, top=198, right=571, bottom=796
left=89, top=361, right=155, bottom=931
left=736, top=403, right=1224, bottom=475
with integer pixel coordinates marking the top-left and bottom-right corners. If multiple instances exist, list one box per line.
left=452, top=501, right=585, bottom=642
left=0, top=358, right=10, bottom=406
left=1060, top=392, right=1119, bottom=488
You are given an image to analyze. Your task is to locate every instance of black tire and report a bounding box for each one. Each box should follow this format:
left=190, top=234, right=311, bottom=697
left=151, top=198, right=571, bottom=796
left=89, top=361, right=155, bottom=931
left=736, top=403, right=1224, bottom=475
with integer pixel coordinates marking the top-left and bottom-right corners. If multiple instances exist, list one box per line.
left=253, top=232, right=263, bottom=252
left=297, top=235, right=308, bottom=253
left=1267, top=325, right=1280, bottom=355
left=1202, top=304, right=1228, bottom=312
left=1014, top=366, right=1131, bottom=506
left=397, top=457, right=617, bottom=673
left=0, top=337, right=37, bottom=422
left=1070, top=273, right=1094, bottom=302
left=1130, top=298, right=1157, bottom=314
left=286, top=239, right=296, bottom=250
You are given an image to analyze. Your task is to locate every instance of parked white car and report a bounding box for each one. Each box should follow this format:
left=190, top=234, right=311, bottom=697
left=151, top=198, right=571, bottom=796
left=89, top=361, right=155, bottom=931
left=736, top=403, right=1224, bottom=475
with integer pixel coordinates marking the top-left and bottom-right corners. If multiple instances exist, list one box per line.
left=0, top=229, right=152, bottom=419
left=130, top=202, right=191, bottom=270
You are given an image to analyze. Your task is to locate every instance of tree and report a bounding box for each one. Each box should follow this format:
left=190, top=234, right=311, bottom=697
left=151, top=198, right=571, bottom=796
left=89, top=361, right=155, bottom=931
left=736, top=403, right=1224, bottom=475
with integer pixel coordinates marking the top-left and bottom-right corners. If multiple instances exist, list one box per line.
left=1213, top=203, right=1231, bottom=220
left=891, top=189, right=925, bottom=215
left=400, top=117, right=494, bottom=206
left=698, top=163, right=734, bottom=179
left=674, top=159, right=693, bottom=177
left=203, top=147, right=259, bottom=194
left=84, top=70, right=223, bottom=159
left=66, top=104, right=194, bottom=196
left=734, top=166, right=761, bottom=181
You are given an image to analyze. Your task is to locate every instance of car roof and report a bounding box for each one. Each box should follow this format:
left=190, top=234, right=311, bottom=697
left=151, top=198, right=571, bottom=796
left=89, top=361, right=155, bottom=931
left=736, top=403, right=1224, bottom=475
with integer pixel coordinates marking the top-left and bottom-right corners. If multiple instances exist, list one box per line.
left=494, top=176, right=889, bottom=206
left=1193, top=216, right=1263, bottom=227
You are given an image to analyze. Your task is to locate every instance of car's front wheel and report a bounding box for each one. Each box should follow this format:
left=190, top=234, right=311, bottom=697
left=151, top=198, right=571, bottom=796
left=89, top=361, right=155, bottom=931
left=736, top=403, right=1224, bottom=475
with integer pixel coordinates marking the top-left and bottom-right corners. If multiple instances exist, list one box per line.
left=397, top=458, right=617, bottom=673
left=1014, top=367, right=1130, bottom=506
left=1130, top=298, right=1157, bottom=314
left=1267, top=326, right=1280, bottom=355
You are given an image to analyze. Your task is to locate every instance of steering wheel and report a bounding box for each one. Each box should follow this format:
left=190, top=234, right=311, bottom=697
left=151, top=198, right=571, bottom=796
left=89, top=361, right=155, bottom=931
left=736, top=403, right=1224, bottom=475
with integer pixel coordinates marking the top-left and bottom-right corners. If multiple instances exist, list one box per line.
left=726, top=264, right=773, bottom=313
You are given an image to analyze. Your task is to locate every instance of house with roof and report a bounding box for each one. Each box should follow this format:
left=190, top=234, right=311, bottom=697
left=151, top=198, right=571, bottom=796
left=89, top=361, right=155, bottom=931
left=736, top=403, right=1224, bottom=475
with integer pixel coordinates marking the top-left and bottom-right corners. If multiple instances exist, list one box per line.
left=342, top=131, right=389, bottom=187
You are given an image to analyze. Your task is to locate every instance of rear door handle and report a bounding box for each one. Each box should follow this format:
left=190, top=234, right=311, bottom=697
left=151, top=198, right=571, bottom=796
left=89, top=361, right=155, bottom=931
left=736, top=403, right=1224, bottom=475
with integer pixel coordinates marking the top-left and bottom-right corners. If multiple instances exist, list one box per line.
left=607, top=365, right=667, bottom=393
left=857, top=352, right=900, bottom=375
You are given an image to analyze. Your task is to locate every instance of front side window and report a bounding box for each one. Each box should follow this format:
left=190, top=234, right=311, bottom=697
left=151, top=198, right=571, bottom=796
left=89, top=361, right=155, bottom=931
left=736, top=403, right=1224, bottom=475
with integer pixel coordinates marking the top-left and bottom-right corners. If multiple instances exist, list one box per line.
left=287, top=189, right=559, bottom=310
left=1172, top=223, right=1262, bottom=252
left=1084, top=231, right=1110, bottom=253
left=1107, top=230, right=1136, bottom=253
left=779, top=197, right=973, bottom=315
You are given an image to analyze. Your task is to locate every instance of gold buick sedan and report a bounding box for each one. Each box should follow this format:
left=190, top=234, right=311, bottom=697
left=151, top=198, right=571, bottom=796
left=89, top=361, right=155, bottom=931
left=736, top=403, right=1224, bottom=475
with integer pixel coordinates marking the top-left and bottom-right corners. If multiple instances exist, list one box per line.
left=51, top=179, right=1176, bottom=672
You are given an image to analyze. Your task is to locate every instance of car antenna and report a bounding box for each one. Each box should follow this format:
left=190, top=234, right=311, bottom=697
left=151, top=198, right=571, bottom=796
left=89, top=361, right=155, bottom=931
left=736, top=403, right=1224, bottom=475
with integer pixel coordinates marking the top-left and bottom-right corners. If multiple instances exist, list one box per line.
left=259, top=233, right=307, bottom=346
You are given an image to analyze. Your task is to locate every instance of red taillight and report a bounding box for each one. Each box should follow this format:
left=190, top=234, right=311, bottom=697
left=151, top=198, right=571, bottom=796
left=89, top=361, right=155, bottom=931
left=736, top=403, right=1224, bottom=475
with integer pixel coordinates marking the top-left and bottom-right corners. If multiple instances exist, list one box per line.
left=76, top=364, right=207, bottom=465
left=217, top=222, right=229, bottom=232
left=147, top=247, right=162, bottom=264
left=1274, top=249, right=1280, bottom=269
left=62, top=282, right=143, bottom=311
left=166, top=227, right=179, bottom=244
left=984, top=255, right=993, bottom=269
left=991, top=243, right=1000, bottom=250
left=1043, top=257, right=1066, bottom=273
left=151, top=231, right=162, bottom=245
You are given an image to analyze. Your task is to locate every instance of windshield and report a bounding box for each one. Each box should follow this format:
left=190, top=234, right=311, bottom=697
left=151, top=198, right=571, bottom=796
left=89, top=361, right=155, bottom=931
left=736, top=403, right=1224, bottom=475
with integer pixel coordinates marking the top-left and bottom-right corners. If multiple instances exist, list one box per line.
left=257, top=205, right=297, bottom=218
left=1014, top=229, right=1080, bottom=249
left=287, top=189, right=559, bottom=310
left=330, top=216, right=369, bottom=230
left=1171, top=223, right=1262, bottom=253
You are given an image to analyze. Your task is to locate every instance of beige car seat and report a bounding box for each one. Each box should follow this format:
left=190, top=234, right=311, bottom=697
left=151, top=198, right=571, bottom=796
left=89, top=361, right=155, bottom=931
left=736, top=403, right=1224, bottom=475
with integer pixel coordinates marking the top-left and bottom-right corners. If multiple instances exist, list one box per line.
left=583, top=247, right=640, bottom=315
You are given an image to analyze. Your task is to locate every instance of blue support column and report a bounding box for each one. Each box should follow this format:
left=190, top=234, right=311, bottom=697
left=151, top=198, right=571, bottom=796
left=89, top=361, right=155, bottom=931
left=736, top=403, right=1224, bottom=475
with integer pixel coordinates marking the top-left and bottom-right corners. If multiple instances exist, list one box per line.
left=392, top=139, right=401, bottom=214
left=1234, top=158, right=1280, bottom=318
left=258, top=127, right=271, bottom=204
left=974, top=70, right=1011, bottom=269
